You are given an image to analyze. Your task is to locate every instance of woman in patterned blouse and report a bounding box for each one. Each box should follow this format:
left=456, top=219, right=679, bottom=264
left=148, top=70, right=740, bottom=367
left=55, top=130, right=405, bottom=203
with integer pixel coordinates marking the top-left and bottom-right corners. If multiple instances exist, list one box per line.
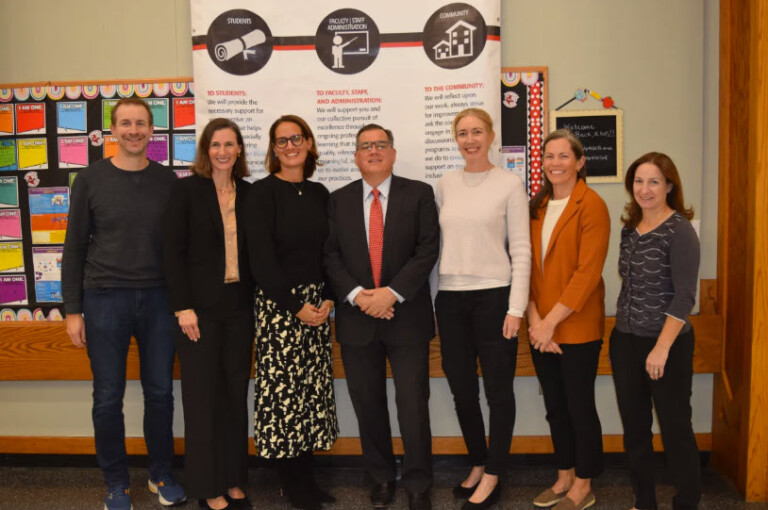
left=610, top=152, right=701, bottom=510
left=244, top=115, right=338, bottom=510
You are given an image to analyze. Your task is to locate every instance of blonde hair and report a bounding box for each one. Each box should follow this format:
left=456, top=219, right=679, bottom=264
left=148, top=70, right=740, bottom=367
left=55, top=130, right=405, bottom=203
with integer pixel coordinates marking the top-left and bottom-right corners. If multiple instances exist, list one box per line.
left=451, top=108, right=494, bottom=139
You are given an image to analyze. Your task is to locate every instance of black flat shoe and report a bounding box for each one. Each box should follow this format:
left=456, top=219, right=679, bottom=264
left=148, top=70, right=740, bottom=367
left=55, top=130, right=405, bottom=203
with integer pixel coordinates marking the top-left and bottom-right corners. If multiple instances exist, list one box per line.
left=370, top=481, right=395, bottom=508
left=198, top=499, right=230, bottom=509
left=224, top=494, right=253, bottom=510
left=461, top=483, right=501, bottom=510
left=452, top=482, right=479, bottom=499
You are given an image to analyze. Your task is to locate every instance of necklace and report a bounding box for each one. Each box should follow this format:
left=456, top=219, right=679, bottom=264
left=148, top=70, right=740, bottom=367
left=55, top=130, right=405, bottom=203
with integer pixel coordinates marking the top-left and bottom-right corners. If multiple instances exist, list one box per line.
left=290, top=180, right=305, bottom=196
left=215, top=186, right=234, bottom=194
left=461, top=167, right=492, bottom=188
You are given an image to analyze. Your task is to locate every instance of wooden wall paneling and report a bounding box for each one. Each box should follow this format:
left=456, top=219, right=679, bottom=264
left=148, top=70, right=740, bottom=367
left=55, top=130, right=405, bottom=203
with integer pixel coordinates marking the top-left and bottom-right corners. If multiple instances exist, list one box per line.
left=699, top=279, right=718, bottom=315
left=713, top=0, right=744, bottom=487
left=713, top=0, right=768, bottom=501
left=0, top=313, right=722, bottom=381
left=745, top=0, right=768, bottom=500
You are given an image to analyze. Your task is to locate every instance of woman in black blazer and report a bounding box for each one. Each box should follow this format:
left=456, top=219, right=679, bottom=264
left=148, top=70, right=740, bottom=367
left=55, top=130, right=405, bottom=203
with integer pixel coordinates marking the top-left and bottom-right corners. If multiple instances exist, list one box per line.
left=164, top=118, right=254, bottom=510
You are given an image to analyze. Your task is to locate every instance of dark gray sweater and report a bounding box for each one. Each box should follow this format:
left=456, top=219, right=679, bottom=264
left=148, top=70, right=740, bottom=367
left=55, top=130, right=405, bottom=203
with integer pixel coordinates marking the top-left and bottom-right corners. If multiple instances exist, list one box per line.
left=62, top=158, right=176, bottom=314
left=615, top=212, right=700, bottom=337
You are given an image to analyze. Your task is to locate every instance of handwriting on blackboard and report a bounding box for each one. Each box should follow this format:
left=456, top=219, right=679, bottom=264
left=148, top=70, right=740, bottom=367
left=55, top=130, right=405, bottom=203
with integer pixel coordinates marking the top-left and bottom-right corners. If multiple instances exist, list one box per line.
left=553, top=111, right=621, bottom=179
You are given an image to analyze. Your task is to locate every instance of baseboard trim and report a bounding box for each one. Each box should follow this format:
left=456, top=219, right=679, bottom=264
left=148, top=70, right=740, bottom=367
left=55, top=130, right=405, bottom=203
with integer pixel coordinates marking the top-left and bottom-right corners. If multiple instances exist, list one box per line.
left=0, top=433, right=712, bottom=456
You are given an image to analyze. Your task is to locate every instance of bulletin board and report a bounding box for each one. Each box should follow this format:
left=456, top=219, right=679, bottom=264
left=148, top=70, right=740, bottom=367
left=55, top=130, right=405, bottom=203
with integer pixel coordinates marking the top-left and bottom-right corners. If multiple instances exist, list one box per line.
left=0, top=79, right=195, bottom=321
left=500, top=66, right=548, bottom=197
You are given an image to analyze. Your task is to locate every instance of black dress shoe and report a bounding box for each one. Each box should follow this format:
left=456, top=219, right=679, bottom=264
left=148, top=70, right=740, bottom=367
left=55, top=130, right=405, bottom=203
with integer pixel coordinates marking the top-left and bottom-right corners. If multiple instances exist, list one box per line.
left=452, top=482, right=479, bottom=499
left=370, top=481, right=395, bottom=508
left=224, top=494, right=253, bottom=510
left=461, top=483, right=501, bottom=510
left=407, top=490, right=431, bottom=510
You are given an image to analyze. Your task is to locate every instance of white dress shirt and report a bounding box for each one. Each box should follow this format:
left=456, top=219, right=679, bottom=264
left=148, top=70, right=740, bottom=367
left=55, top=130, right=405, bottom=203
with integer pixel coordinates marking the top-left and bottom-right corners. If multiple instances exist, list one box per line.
left=346, top=175, right=405, bottom=305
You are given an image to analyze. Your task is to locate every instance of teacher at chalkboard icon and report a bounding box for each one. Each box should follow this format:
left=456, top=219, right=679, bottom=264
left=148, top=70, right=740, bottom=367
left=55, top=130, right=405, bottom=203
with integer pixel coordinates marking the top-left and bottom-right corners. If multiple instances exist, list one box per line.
left=315, top=8, right=380, bottom=74
left=332, top=34, right=358, bottom=69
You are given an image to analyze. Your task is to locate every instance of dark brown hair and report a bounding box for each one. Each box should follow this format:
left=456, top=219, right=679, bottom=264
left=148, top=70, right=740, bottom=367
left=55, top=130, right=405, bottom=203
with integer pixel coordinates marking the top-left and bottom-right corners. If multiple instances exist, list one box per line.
left=264, top=115, right=320, bottom=178
left=190, top=118, right=249, bottom=179
left=621, top=152, right=694, bottom=228
left=355, top=123, right=394, bottom=147
left=529, top=129, right=587, bottom=219
left=110, top=97, right=153, bottom=127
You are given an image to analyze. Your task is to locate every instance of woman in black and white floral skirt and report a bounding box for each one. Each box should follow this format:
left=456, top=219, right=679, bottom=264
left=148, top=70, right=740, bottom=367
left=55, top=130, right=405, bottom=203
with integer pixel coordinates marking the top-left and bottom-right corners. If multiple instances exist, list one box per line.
left=244, top=114, right=338, bottom=510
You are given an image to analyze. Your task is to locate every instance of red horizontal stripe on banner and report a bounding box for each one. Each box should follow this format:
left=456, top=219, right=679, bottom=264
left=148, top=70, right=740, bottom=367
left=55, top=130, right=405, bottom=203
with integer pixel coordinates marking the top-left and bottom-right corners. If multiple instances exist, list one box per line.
left=487, top=35, right=500, bottom=41
left=193, top=44, right=207, bottom=51
left=381, top=41, right=423, bottom=48
left=274, top=45, right=316, bottom=51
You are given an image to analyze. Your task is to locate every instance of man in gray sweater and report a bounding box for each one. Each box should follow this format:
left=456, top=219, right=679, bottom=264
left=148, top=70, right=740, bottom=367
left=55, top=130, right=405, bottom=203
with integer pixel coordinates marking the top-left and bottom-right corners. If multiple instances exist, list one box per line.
left=62, top=98, right=185, bottom=510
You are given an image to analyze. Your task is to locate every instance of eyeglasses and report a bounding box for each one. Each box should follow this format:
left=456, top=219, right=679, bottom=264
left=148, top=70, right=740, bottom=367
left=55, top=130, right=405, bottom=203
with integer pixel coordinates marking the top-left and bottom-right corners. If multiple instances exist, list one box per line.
left=274, top=134, right=305, bottom=148
left=356, top=140, right=392, bottom=152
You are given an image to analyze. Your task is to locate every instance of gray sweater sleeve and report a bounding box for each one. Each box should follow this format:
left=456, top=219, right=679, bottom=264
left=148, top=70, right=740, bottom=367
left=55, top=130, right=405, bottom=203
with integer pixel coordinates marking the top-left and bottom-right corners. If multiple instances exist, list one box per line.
left=61, top=174, right=92, bottom=314
left=665, top=219, right=700, bottom=321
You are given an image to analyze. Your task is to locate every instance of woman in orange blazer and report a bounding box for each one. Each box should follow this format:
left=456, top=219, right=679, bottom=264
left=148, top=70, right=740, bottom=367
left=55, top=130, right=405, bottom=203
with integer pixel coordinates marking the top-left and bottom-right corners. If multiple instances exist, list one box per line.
left=527, top=129, right=610, bottom=510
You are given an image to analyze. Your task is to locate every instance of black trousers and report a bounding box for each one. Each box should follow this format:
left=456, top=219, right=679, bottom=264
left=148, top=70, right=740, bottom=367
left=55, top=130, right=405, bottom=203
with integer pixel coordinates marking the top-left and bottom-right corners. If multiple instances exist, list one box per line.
left=340, top=336, right=432, bottom=493
left=175, top=283, right=253, bottom=500
left=530, top=339, right=604, bottom=479
left=609, top=327, right=701, bottom=510
left=435, top=287, right=517, bottom=475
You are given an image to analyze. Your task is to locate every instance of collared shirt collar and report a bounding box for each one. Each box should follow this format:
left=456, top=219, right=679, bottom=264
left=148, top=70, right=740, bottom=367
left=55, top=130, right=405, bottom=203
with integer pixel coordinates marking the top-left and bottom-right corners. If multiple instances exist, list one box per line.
left=362, top=174, right=393, bottom=200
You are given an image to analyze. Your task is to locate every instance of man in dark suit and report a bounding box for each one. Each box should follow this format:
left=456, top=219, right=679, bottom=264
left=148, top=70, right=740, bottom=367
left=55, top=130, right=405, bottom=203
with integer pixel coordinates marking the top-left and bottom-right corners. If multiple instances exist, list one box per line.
left=324, top=124, right=439, bottom=510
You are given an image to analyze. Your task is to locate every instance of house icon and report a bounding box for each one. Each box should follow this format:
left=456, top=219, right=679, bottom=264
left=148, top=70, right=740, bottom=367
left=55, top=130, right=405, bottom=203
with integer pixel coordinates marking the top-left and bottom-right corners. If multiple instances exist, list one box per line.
left=433, top=40, right=451, bottom=59
left=433, top=20, right=477, bottom=60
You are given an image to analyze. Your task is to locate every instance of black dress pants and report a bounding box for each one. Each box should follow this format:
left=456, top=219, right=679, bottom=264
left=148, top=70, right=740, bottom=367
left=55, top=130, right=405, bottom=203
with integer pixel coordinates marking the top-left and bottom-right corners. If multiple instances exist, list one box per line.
left=435, top=286, right=517, bottom=475
left=340, top=335, right=432, bottom=494
left=175, top=283, right=253, bottom=500
left=609, top=327, right=701, bottom=510
left=530, top=339, right=604, bottom=479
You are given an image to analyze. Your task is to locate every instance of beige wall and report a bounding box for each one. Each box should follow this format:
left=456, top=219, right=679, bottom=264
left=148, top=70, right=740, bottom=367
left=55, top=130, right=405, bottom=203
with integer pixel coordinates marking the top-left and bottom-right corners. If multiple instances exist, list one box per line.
left=0, top=0, right=192, bottom=83
left=503, top=0, right=718, bottom=311
left=0, top=0, right=718, bottom=438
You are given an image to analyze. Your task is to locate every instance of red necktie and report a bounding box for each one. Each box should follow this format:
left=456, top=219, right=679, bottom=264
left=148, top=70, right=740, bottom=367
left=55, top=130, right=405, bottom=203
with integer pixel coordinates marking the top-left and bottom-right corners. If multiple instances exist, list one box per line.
left=369, top=188, right=384, bottom=287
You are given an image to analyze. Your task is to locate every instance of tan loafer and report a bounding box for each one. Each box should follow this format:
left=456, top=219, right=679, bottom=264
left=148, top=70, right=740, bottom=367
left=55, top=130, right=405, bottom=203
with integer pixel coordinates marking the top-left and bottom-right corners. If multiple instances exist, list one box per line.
left=552, top=491, right=596, bottom=510
left=533, top=487, right=569, bottom=507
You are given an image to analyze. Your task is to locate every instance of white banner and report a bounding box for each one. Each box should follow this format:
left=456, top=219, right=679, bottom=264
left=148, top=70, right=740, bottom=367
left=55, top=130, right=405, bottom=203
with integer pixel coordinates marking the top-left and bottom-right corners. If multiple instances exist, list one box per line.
left=191, top=0, right=500, bottom=190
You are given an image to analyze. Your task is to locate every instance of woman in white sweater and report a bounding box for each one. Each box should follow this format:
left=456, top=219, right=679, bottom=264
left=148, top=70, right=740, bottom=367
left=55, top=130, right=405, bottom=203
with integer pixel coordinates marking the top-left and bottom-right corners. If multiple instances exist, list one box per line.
left=435, top=108, right=531, bottom=510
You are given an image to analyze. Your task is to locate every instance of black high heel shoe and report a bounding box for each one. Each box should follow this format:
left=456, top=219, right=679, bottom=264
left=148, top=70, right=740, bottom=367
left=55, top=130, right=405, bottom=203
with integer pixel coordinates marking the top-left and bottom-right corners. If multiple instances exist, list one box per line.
left=452, top=481, right=480, bottom=499
left=461, top=483, right=501, bottom=510
left=198, top=498, right=230, bottom=509
left=224, top=493, right=253, bottom=510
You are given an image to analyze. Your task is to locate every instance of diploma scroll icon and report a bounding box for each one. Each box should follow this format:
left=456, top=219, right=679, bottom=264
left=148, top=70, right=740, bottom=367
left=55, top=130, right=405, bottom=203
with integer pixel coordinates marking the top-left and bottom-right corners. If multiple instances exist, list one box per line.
left=215, top=29, right=266, bottom=62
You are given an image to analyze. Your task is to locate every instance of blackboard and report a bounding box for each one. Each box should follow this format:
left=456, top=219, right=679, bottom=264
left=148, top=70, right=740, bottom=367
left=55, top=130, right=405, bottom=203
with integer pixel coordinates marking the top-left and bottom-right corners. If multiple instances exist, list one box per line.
left=550, top=109, right=623, bottom=183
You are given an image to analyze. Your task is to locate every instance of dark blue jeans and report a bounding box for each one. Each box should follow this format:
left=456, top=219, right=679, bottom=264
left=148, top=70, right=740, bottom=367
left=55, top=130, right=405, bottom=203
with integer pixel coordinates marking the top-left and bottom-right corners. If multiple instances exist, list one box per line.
left=84, top=287, right=176, bottom=487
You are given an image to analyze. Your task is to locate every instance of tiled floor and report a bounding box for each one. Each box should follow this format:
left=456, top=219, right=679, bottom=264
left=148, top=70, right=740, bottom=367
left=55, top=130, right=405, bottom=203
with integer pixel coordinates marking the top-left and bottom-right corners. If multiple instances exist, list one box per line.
left=1, top=455, right=767, bottom=509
